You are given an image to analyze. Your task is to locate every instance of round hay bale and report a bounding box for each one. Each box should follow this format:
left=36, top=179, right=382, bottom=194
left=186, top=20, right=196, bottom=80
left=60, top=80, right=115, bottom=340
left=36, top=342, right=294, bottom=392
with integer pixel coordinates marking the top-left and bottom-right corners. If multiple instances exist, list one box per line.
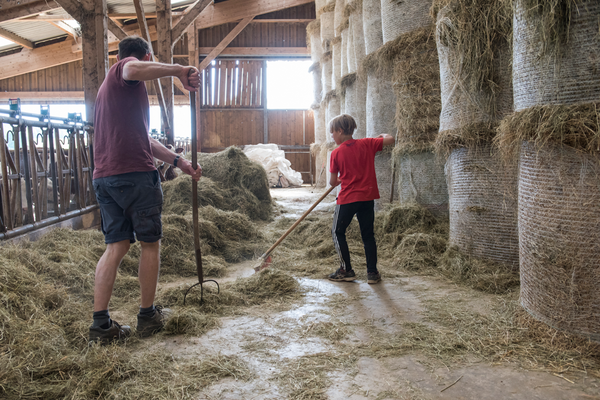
left=396, top=151, right=448, bottom=217
left=320, top=11, right=335, bottom=50
left=366, top=70, right=396, bottom=138
left=314, top=106, right=327, bottom=144
left=374, top=152, right=393, bottom=209
left=381, top=0, right=433, bottom=44
left=344, top=79, right=367, bottom=139
left=341, top=28, right=349, bottom=77
left=332, top=40, right=342, bottom=90
left=393, top=26, right=441, bottom=153
left=347, top=20, right=357, bottom=73
left=513, top=0, right=600, bottom=111
left=326, top=96, right=341, bottom=143
left=316, top=0, right=328, bottom=14
left=446, top=145, right=519, bottom=267
left=334, top=0, right=346, bottom=33
left=362, top=0, right=383, bottom=55
left=312, top=67, right=323, bottom=104
left=519, top=141, right=600, bottom=341
left=351, top=5, right=366, bottom=67
left=308, top=21, right=323, bottom=62
left=321, top=56, right=333, bottom=95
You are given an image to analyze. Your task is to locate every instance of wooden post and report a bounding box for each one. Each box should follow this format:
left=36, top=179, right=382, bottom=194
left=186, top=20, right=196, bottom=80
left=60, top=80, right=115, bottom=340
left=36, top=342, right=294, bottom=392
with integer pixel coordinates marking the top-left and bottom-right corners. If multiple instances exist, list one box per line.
left=80, top=0, right=109, bottom=122
left=263, top=60, right=268, bottom=144
left=157, top=0, right=174, bottom=144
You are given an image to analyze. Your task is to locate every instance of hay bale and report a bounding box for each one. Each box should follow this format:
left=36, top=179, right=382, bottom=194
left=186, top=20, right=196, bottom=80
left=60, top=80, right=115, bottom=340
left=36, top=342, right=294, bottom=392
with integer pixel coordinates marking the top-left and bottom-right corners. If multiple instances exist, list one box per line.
left=314, top=105, right=328, bottom=145
left=518, top=142, right=600, bottom=341
left=344, top=78, right=367, bottom=139
left=396, top=151, right=449, bottom=217
left=393, top=26, right=442, bottom=153
left=381, top=0, right=433, bottom=44
left=513, top=0, right=600, bottom=110
left=307, top=20, right=323, bottom=63
left=312, top=67, right=323, bottom=104
left=362, top=0, right=383, bottom=55
left=334, top=0, right=346, bottom=34
left=366, top=71, right=396, bottom=139
left=350, top=3, right=366, bottom=68
left=320, top=11, right=336, bottom=50
left=332, top=40, right=342, bottom=90
left=321, top=55, right=333, bottom=95
left=325, top=94, right=341, bottom=140
left=445, top=145, right=519, bottom=267
left=341, top=28, right=349, bottom=77
left=346, top=19, right=357, bottom=73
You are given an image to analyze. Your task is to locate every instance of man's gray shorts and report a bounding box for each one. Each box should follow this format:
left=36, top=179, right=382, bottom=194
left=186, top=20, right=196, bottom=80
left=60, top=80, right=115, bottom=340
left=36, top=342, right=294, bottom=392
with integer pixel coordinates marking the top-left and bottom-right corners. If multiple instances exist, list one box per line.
left=93, top=170, right=163, bottom=244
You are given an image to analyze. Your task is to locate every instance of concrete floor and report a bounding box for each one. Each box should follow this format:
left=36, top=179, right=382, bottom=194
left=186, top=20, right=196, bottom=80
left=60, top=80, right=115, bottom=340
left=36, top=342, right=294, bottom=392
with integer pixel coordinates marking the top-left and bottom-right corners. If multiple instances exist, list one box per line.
left=158, top=186, right=600, bottom=400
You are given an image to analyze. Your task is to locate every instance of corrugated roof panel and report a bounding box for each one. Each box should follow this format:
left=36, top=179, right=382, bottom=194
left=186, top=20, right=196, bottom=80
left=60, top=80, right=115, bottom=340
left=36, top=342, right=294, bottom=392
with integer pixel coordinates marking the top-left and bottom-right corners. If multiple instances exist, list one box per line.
left=0, top=20, right=66, bottom=43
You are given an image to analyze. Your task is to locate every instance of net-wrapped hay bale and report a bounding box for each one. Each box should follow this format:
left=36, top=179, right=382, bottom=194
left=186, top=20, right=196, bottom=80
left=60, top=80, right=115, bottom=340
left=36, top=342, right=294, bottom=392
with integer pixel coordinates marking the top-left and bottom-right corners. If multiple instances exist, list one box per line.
left=381, top=0, right=433, bottom=44
left=342, top=75, right=367, bottom=139
left=347, top=18, right=357, bottom=73
left=518, top=141, right=600, bottom=341
left=434, top=0, right=515, bottom=258
left=396, top=151, right=448, bottom=217
left=307, top=20, right=323, bottom=63
left=393, top=26, right=441, bottom=154
left=332, top=39, right=342, bottom=90
left=311, top=63, right=323, bottom=104
left=513, top=0, right=600, bottom=110
left=341, top=28, right=349, bottom=77
left=320, top=6, right=336, bottom=52
left=313, top=106, right=329, bottom=187
left=351, top=2, right=366, bottom=68
left=362, top=0, right=383, bottom=55
left=316, top=0, right=328, bottom=13
left=325, top=93, right=341, bottom=138
left=366, top=71, right=396, bottom=139
left=445, top=145, right=519, bottom=267
left=321, top=53, right=333, bottom=95
left=314, top=105, right=328, bottom=145
left=334, top=0, right=346, bottom=33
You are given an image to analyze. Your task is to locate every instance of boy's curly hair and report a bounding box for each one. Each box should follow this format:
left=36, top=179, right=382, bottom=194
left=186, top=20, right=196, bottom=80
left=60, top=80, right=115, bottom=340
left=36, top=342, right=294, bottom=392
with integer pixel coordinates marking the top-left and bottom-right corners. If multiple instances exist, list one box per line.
left=329, top=114, right=357, bottom=136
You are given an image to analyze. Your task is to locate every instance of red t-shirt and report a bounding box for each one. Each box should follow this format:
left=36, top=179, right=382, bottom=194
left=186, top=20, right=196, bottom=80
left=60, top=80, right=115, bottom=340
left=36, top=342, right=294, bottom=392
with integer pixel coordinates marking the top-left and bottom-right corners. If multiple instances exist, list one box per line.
left=330, top=138, right=383, bottom=205
left=93, top=57, right=156, bottom=179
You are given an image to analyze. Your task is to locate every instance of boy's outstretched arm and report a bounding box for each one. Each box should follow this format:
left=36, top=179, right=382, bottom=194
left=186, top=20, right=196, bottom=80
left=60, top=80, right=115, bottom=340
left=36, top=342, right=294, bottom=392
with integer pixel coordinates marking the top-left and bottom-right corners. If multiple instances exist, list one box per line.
left=377, top=134, right=395, bottom=146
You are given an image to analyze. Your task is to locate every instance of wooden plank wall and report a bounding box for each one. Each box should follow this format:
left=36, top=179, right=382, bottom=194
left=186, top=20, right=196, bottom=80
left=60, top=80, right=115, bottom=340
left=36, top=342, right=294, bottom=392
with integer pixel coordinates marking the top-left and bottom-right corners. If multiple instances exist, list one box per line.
left=200, top=110, right=264, bottom=152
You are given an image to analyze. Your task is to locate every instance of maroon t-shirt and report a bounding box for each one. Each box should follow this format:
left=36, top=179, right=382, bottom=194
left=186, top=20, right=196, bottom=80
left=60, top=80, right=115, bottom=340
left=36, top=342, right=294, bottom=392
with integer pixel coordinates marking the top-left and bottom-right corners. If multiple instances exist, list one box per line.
left=330, top=138, right=383, bottom=205
left=93, top=57, right=156, bottom=179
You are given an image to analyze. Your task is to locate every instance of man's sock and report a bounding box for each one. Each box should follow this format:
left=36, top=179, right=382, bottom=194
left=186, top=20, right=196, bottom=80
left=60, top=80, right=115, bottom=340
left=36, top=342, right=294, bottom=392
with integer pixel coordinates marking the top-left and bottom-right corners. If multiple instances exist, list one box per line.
left=139, top=305, right=156, bottom=318
left=92, top=310, right=111, bottom=329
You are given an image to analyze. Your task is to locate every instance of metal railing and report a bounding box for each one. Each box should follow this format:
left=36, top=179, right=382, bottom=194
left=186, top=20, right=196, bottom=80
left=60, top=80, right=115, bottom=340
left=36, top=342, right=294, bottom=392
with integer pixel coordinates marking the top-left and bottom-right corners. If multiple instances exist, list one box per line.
left=0, top=106, right=95, bottom=238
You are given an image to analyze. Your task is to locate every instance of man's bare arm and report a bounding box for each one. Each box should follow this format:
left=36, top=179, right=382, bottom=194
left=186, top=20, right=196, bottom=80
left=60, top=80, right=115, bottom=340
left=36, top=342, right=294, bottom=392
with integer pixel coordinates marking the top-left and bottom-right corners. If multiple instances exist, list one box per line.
left=123, top=61, right=200, bottom=91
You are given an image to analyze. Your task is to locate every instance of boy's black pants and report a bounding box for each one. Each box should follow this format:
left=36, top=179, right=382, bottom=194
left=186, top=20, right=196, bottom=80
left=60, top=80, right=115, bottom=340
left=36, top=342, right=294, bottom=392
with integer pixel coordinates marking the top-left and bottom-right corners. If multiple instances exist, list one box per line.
left=332, top=200, right=378, bottom=274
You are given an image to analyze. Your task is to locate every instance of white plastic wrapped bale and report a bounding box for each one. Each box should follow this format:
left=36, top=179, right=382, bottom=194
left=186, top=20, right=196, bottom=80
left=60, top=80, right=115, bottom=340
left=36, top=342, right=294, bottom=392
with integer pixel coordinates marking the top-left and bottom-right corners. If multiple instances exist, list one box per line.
left=243, top=144, right=303, bottom=188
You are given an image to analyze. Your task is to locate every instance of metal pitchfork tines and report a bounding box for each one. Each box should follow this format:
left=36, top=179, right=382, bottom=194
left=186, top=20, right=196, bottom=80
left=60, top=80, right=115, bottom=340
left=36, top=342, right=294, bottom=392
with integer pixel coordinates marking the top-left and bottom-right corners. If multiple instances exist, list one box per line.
left=184, top=72, right=219, bottom=305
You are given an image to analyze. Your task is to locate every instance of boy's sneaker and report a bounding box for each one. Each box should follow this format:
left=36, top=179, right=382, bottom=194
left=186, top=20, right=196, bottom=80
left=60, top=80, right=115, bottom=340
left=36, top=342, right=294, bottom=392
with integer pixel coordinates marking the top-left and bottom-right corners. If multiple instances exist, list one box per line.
left=328, top=267, right=356, bottom=282
left=137, top=306, right=171, bottom=338
left=367, top=272, right=381, bottom=284
left=89, top=320, right=132, bottom=345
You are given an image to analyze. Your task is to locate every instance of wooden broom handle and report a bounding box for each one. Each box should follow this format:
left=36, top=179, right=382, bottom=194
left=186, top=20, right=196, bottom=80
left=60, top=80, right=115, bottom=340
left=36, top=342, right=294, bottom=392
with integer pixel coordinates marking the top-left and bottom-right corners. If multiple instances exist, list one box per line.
left=263, top=185, right=336, bottom=257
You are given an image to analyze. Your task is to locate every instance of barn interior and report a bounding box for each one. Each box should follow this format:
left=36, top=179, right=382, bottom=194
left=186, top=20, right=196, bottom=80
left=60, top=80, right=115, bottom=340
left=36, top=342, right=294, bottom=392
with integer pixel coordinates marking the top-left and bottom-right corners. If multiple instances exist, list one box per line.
left=1, top=0, right=600, bottom=399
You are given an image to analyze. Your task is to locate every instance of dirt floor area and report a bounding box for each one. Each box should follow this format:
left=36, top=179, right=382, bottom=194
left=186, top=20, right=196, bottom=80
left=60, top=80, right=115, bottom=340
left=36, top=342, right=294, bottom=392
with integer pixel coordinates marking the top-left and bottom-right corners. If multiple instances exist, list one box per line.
left=152, top=186, right=599, bottom=400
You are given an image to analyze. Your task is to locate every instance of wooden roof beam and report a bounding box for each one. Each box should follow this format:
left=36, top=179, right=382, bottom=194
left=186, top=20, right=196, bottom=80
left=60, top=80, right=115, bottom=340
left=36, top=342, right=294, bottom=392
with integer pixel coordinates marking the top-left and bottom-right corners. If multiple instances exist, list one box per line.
left=0, top=26, right=34, bottom=49
left=198, top=16, right=254, bottom=71
left=53, top=0, right=83, bottom=23
left=107, top=17, right=128, bottom=41
left=171, top=0, right=213, bottom=45
left=198, top=47, right=309, bottom=56
left=0, top=0, right=59, bottom=23
left=195, top=0, right=313, bottom=29
left=49, top=20, right=80, bottom=38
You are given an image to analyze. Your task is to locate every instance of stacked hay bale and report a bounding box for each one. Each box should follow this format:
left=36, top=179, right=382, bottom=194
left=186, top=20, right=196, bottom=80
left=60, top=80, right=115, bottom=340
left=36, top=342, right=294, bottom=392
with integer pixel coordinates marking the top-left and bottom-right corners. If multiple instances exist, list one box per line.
left=434, top=0, right=517, bottom=266
left=332, top=0, right=345, bottom=113
left=361, top=0, right=396, bottom=209
left=386, top=0, right=447, bottom=217
left=340, top=1, right=367, bottom=140
left=496, top=0, right=600, bottom=340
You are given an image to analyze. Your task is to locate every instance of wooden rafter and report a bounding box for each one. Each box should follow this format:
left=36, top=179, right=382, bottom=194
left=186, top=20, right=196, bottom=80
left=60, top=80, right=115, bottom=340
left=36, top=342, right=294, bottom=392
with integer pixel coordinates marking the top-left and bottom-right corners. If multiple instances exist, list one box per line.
left=0, top=0, right=59, bottom=24
left=49, top=20, right=80, bottom=38
left=53, top=0, right=83, bottom=22
left=198, top=16, right=254, bottom=71
left=107, top=18, right=128, bottom=41
left=171, top=0, right=213, bottom=45
left=0, top=26, right=34, bottom=49
left=198, top=47, right=309, bottom=56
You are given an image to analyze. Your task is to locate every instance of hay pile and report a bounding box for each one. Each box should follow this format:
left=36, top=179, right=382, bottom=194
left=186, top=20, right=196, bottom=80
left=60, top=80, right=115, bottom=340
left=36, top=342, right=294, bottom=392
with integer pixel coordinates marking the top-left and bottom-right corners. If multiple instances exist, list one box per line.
left=0, top=227, right=300, bottom=398
left=167, top=146, right=272, bottom=221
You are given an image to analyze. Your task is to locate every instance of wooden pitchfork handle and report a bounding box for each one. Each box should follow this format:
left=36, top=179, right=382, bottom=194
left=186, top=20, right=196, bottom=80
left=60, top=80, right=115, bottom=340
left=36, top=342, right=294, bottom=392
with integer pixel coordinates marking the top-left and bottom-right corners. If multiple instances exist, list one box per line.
left=260, top=185, right=336, bottom=261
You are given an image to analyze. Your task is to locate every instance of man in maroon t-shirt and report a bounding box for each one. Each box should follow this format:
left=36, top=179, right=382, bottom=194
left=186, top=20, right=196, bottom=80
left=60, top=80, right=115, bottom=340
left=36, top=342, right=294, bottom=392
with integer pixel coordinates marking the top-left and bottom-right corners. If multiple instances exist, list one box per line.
left=89, top=36, right=201, bottom=344
left=328, top=114, right=394, bottom=284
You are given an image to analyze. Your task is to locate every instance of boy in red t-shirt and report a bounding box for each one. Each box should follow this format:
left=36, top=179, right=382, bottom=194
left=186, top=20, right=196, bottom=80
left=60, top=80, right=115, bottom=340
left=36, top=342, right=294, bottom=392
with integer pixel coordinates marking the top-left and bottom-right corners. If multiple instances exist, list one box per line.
left=328, top=114, right=395, bottom=283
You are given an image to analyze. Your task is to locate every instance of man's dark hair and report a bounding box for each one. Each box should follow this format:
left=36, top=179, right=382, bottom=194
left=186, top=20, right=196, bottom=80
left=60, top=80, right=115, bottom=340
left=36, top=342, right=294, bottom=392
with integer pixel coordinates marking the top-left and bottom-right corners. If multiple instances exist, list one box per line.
left=118, top=36, right=151, bottom=60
